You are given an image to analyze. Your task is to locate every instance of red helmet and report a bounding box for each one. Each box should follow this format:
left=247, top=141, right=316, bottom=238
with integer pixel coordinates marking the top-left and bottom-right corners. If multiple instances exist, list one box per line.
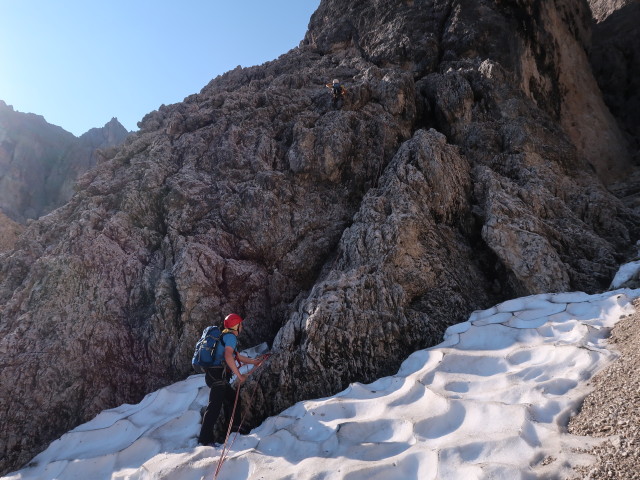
left=224, top=313, right=243, bottom=329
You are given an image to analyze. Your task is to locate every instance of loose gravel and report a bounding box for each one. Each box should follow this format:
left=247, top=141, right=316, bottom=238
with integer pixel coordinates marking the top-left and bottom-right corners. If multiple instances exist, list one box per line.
left=567, top=298, right=640, bottom=479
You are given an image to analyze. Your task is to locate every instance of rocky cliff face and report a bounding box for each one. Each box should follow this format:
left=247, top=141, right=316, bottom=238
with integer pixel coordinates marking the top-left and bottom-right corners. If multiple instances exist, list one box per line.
left=588, top=1, right=640, bottom=167
left=1, top=0, right=639, bottom=473
left=0, top=101, right=129, bottom=223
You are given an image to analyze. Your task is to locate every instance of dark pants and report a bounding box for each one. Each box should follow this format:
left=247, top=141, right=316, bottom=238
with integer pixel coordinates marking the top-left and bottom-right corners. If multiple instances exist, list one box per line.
left=198, top=366, right=241, bottom=445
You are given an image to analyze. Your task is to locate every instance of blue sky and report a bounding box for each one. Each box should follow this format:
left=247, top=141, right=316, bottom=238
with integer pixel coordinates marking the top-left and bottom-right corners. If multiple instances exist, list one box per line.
left=0, top=1, right=320, bottom=136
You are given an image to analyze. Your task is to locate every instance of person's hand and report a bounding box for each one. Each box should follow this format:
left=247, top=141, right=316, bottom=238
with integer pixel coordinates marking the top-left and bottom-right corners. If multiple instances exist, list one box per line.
left=257, top=354, right=271, bottom=365
left=237, top=374, right=246, bottom=384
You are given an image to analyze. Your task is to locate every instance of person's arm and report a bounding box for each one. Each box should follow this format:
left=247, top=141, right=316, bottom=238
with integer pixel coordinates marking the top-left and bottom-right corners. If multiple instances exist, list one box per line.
left=224, top=346, right=245, bottom=383
left=235, top=353, right=263, bottom=366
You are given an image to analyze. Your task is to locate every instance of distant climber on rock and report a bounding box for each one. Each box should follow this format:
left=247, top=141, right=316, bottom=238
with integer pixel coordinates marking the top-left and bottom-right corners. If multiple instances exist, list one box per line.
left=326, top=78, right=346, bottom=105
left=197, top=313, right=263, bottom=446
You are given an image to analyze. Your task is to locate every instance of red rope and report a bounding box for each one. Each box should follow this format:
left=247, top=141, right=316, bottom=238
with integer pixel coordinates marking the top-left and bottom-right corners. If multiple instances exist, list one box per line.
left=219, top=367, right=265, bottom=457
left=213, top=384, right=241, bottom=479
left=212, top=354, right=271, bottom=479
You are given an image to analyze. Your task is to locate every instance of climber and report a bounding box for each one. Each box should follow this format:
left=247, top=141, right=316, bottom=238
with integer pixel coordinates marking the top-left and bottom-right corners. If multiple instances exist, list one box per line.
left=198, top=313, right=263, bottom=446
left=326, top=78, right=346, bottom=103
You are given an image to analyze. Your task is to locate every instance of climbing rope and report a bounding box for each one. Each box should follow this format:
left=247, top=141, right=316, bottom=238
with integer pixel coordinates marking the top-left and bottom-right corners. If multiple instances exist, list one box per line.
left=213, top=353, right=272, bottom=479
left=213, top=385, right=241, bottom=479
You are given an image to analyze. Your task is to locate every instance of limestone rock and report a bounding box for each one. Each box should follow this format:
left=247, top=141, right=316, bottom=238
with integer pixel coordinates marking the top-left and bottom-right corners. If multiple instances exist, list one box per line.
left=247, top=129, right=494, bottom=421
left=589, top=1, right=640, bottom=165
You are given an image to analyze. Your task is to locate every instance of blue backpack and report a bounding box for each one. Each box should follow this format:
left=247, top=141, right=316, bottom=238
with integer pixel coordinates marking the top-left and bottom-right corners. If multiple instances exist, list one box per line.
left=192, top=326, right=225, bottom=373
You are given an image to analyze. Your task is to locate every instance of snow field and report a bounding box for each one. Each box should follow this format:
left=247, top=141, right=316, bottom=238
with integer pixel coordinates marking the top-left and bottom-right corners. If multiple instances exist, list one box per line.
left=5, top=289, right=638, bottom=480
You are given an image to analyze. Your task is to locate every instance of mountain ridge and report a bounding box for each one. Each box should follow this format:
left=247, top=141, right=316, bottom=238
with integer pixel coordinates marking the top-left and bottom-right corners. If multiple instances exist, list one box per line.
left=0, top=101, right=130, bottom=223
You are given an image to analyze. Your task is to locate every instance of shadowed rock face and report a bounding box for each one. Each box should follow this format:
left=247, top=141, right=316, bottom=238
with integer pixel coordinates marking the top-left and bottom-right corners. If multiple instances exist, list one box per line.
left=1, top=0, right=639, bottom=473
left=588, top=1, right=640, bottom=166
left=0, top=101, right=129, bottom=223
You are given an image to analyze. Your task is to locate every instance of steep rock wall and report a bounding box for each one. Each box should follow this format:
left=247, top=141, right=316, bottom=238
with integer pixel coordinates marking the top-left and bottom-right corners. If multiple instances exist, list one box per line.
left=1, top=0, right=639, bottom=472
left=588, top=1, right=640, bottom=166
